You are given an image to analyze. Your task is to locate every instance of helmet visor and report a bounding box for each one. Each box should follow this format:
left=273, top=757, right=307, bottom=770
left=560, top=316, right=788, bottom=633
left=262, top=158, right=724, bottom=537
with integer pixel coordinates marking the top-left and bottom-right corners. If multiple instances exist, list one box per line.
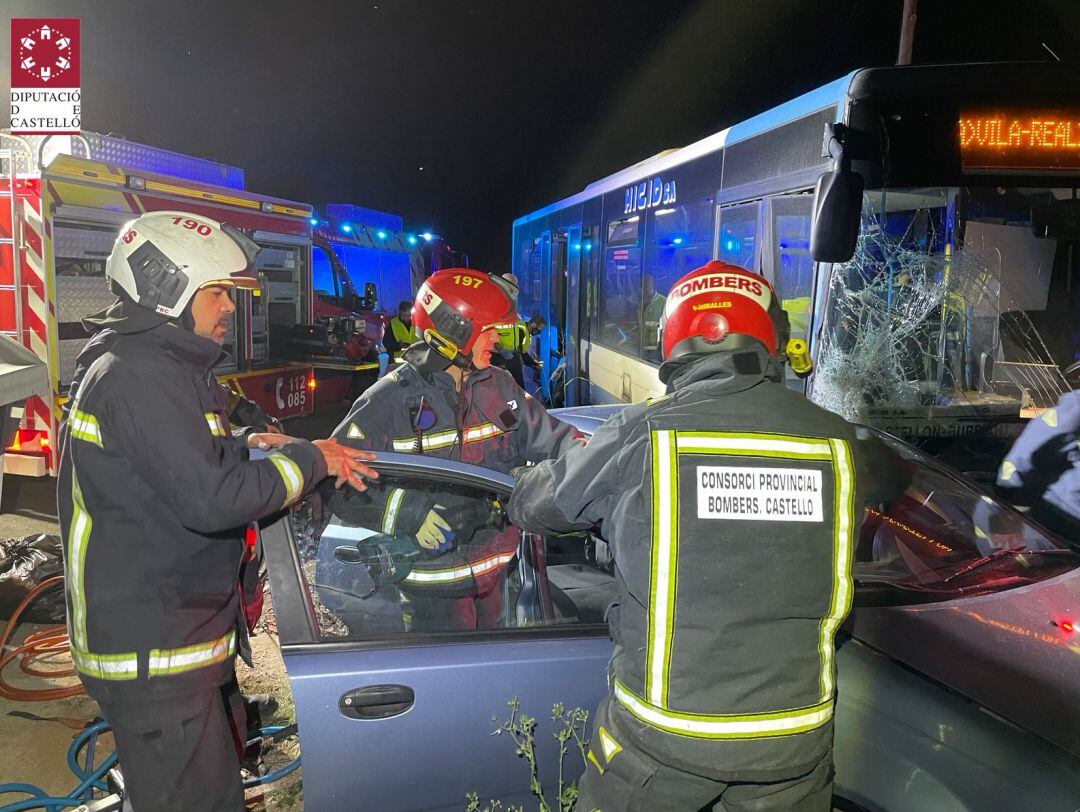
left=207, top=223, right=262, bottom=291
left=198, top=275, right=260, bottom=291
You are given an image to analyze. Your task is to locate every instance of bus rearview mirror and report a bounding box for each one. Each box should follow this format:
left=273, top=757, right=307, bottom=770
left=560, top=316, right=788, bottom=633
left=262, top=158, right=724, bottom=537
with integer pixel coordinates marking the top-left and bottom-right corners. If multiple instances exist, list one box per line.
left=1031, top=200, right=1080, bottom=241
left=810, top=170, right=864, bottom=263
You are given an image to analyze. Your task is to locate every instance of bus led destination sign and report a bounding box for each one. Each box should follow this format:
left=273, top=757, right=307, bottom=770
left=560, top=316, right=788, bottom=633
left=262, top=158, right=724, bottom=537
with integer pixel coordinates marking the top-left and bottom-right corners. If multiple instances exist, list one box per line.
left=959, top=111, right=1080, bottom=170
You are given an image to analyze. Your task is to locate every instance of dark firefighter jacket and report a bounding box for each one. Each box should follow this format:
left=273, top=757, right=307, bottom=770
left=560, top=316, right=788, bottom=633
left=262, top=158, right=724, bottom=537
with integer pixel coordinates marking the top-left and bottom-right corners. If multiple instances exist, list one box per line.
left=58, top=305, right=326, bottom=700
left=997, top=391, right=1080, bottom=524
left=329, top=342, right=582, bottom=595
left=508, top=347, right=905, bottom=782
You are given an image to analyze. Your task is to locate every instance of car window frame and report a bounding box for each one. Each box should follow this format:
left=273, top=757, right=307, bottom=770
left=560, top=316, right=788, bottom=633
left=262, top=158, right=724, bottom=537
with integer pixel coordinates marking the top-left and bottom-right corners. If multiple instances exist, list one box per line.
left=261, top=452, right=611, bottom=652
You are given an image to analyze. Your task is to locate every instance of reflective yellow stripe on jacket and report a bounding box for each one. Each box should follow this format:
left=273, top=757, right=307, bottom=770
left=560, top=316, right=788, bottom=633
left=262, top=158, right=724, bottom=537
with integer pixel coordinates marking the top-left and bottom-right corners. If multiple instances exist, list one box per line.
left=206, top=411, right=227, bottom=437
left=614, top=680, right=835, bottom=739
left=69, top=407, right=103, bottom=447
left=403, top=551, right=515, bottom=585
left=67, top=469, right=137, bottom=680
left=632, top=429, right=855, bottom=739
left=382, top=488, right=405, bottom=533
left=268, top=452, right=303, bottom=507
left=149, top=630, right=237, bottom=677
left=390, top=423, right=504, bottom=453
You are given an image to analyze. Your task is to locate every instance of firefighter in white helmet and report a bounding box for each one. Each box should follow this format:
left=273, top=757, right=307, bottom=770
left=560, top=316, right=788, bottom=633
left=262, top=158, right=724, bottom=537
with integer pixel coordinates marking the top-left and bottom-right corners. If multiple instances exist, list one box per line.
left=57, top=211, right=378, bottom=811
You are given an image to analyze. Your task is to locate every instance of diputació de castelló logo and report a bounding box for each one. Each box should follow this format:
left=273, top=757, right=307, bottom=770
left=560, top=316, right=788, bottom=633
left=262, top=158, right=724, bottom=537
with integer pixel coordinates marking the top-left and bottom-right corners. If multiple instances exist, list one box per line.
left=10, top=18, right=82, bottom=134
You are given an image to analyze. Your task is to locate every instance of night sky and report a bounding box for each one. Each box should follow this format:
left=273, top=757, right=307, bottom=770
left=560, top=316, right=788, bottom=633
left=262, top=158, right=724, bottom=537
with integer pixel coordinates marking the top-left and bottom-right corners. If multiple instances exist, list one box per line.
left=4, top=0, right=1080, bottom=269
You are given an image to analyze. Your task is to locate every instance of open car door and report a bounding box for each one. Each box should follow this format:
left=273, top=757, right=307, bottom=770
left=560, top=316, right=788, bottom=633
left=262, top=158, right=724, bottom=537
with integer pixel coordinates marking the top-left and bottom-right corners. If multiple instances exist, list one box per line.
left=261, top=453, right=613, bottom=811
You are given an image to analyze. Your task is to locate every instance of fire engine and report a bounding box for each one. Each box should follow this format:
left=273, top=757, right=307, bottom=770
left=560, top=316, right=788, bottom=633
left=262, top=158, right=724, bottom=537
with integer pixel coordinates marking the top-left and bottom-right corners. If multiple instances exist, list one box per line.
left=297, top=203, right=469, bottom=401
left=0, top=131, right=321, bottom=477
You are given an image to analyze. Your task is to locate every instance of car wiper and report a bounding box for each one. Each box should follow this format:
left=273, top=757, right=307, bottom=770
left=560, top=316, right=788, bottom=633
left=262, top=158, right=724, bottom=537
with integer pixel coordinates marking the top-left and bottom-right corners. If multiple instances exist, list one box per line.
left=940, top=546, right=1066, bottom=583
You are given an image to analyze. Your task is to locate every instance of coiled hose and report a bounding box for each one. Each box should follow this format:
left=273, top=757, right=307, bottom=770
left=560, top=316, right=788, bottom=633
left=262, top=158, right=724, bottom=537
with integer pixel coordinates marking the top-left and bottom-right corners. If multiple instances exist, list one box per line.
left=0, top=576, right=81, bottom=702
left=1, top=579, right=300, bottom=808
left=0, top=722, right=301, bottom=810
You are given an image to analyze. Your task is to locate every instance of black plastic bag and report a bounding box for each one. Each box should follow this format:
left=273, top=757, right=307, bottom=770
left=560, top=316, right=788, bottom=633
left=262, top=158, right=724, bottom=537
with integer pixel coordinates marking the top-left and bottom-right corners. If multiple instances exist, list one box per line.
left=0, top=534, right=65, bottom=624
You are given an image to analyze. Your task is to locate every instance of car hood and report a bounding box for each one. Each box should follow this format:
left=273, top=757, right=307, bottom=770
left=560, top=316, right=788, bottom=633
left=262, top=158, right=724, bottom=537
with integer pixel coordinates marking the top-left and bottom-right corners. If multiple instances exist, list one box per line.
left=552, top=404, right=1080, bottom=756
left=852, top=566, right=1080, bottom=757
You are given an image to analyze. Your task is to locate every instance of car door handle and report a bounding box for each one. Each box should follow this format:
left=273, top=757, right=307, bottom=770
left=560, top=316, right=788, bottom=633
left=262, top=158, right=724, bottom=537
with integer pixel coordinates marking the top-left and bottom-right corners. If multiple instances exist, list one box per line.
left=339, top=684, right=415, bottom=720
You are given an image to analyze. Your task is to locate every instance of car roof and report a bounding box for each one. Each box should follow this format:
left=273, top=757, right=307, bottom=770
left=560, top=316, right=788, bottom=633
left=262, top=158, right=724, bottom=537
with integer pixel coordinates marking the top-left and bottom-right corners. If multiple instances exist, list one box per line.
left=550, top=404, right=625, bottom=436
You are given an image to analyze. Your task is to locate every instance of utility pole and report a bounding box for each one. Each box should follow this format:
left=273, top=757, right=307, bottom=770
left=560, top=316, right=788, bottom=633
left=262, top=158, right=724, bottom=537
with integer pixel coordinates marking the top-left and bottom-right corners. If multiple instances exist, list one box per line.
left=897, top=0, right=918, bottom=65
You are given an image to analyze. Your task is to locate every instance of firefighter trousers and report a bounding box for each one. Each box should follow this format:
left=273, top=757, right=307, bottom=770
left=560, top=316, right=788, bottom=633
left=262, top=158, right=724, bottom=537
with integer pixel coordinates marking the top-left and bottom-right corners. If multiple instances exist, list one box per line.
left=576, top=698, right=833, bottom=812
left=94, top=674, right=247, bottom=811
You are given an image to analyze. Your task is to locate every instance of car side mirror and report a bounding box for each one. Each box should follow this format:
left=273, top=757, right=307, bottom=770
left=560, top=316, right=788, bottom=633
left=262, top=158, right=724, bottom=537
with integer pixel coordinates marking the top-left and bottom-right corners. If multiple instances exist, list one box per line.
left=1031, top=199, right=1080, bottom=241
left=363, top=282, right=378, bottom=312
left=810, top=169, right=864, bottom=263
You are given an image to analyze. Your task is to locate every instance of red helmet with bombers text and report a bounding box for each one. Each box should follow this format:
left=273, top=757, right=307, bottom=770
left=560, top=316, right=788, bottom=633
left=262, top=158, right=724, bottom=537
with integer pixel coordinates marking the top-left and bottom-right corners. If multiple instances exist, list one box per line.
left=658, top=261, right=788, bottom=382
left=413, top=268, right=519, bottom=366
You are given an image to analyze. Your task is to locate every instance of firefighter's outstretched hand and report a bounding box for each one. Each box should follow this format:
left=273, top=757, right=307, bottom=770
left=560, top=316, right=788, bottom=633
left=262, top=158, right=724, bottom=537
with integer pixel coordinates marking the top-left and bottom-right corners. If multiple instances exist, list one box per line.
left=416, top=505, right=452, bottom=550
left=312, top=438, right=379, bottom=491
left=247, top=432, right=293, bottom=451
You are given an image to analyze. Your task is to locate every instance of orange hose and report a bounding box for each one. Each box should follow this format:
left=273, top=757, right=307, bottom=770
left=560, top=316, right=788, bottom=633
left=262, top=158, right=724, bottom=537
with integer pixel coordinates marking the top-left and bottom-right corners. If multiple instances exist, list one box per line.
left=0, top=575, right=84, bottom=701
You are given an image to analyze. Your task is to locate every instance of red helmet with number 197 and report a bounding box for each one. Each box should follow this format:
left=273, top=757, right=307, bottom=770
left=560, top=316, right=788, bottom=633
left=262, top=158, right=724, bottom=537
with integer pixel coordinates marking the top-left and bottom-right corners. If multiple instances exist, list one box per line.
left=657, top=261, right=789, bottom=383
left=413, top=268, right=519, bottom=367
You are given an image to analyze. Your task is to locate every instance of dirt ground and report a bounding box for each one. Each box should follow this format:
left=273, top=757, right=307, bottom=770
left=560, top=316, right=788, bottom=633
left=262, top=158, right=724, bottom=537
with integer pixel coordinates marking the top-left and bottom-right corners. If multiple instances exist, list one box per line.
left=0, top=588, right=302, bottom=810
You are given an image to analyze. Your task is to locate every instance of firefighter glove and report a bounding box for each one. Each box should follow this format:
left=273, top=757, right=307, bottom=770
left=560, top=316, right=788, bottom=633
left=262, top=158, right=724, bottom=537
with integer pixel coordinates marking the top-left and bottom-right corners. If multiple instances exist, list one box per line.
left=416, top=505, right=453, bottom=551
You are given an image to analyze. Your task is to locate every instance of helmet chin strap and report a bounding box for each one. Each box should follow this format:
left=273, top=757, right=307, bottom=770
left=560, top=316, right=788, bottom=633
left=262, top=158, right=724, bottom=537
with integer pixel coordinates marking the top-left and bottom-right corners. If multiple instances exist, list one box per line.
left=177, top=300, right=197, bottom=332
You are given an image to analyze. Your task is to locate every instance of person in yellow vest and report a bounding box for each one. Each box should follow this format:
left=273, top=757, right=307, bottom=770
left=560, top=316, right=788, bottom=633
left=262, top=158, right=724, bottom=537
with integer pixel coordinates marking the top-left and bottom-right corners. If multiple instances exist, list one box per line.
left=492, top=319, right=532, bottom=388
left=384, top=300, right=418, bottom=363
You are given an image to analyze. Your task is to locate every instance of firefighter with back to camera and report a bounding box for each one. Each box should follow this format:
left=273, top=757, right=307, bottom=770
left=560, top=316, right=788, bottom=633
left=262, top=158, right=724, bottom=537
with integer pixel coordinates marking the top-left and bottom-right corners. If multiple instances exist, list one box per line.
left=508, top=261, right=907, bottom=811
left=57, top=210, right=378, bottom=811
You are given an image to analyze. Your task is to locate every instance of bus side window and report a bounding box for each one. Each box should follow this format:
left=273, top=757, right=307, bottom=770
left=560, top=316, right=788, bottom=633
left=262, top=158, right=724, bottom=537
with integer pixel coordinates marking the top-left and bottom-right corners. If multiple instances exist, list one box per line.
left=718, top=201, right=761, bottom=272
left=766, top=195, right=815, bottom=391
left=642, top=196, right=715, bottom=364
left=599, top=217, right=644, bottom=356
left=519, top=237, right=544, bottom=321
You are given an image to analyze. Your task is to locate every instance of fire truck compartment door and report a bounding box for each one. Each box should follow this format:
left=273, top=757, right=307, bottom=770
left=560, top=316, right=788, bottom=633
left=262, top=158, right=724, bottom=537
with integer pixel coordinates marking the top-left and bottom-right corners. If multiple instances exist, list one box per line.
left=52, top=204, right=132, bottom=228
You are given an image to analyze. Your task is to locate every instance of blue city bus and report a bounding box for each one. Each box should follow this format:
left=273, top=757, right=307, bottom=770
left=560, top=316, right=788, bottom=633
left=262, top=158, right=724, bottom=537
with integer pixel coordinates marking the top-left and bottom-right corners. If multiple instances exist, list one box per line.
left=512, top=62, right=1080, bottom=456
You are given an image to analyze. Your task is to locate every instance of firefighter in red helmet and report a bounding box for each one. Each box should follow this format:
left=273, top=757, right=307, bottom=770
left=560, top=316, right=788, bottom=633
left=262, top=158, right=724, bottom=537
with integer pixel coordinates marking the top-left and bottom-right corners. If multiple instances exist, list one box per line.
left=509, top=261, right=905, bottom=810
left=321, top=268, right=583, bottom=632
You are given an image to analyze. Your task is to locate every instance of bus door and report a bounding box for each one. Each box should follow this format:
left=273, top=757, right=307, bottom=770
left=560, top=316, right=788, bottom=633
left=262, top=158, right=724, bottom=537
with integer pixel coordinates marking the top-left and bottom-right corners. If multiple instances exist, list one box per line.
left=570, top=224, right=600, bottom=407
left=561, top=225, right=584, bottom=407
left=763, top=194, right=815, bottom=391
left=538, top=230, right=568, bottom=403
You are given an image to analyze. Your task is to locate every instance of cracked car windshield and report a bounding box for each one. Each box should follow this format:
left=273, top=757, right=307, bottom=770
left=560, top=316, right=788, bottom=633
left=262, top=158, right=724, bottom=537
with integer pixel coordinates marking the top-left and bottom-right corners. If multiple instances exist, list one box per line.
left=855, top=437, right=1080, bottom=603
left=812, top=186, right=1079, bottom=439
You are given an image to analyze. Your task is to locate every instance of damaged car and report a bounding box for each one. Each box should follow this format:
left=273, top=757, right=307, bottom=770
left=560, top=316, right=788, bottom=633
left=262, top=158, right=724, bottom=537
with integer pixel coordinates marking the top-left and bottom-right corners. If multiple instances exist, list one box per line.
left=260, top=409, right=1080, bottom=811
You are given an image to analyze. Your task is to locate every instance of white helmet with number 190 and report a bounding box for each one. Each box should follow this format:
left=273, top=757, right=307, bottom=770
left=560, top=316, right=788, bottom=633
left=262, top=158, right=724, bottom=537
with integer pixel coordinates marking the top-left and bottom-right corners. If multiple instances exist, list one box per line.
left=105, top=210, right=261, bottom=319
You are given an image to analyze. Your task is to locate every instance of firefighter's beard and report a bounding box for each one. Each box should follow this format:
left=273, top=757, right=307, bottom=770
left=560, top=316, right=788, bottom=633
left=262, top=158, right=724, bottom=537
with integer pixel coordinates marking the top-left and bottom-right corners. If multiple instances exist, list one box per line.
left=185, top=307, right=232, bottom=345
left=202, top=315, right=233, bottom=345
